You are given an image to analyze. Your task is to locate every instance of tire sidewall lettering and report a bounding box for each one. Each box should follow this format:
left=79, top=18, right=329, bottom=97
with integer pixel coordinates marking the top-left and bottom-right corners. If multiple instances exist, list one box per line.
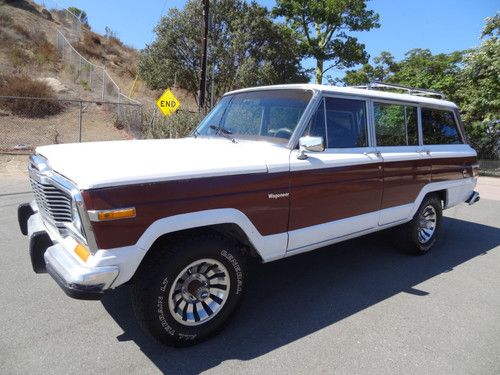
left=157, top=295, right=175, bottom=336
left=220, top=249, right=243, bottom=295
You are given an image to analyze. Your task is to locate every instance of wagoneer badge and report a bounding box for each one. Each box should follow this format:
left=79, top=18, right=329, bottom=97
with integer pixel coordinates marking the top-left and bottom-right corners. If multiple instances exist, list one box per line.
left=268, top=192, right=289, bottom=199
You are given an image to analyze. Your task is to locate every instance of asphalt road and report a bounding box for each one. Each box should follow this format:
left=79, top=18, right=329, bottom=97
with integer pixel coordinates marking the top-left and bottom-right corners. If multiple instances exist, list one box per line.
left=1, top=175, right=499, bottom=374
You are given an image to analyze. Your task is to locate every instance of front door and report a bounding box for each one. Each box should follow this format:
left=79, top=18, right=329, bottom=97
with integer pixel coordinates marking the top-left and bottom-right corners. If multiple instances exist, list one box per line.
left=288, top=96, right=383, bottom=252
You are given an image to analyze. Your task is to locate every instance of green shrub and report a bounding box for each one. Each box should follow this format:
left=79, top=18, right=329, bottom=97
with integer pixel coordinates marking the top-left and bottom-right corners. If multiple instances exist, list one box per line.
left=80, top=80, right=90, bottom=91
left=467, top=121, right=500, bottom=160
left=146, top=109, right=202, bottom=139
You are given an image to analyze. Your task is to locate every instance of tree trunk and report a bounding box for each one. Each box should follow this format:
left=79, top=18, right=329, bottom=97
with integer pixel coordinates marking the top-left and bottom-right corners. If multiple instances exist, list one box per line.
left=315, top=59, right=324, bottom=84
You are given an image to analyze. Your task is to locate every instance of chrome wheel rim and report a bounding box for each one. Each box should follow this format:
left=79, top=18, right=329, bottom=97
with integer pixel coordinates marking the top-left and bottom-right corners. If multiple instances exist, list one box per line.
left=418, top=205, right=437, bottom=244
left=168, top=258, right=230, bottom=326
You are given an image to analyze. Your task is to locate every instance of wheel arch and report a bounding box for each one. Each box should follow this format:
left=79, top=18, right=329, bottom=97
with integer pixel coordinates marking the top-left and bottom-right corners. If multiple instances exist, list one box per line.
left=144, top=224, right=263, bottom=261
left=426, top=189, right=447, bottom=208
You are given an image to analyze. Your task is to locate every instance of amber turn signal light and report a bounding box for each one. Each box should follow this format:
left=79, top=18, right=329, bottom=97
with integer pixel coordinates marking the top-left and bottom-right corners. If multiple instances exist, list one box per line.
left=74, top=243, right=90, bottom=262
left=97, top=207, right=136, bottom=221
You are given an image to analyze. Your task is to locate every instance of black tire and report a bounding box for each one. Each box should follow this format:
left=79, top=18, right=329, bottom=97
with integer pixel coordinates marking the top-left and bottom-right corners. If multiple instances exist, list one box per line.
left=398, top=194, right=443, bottom=255
left=131, top=232, right=246, bottom=347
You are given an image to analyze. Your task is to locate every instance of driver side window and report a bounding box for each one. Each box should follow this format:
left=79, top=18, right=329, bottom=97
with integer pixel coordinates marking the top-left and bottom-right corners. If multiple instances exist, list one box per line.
left=325, top=97, right=368, bottom=148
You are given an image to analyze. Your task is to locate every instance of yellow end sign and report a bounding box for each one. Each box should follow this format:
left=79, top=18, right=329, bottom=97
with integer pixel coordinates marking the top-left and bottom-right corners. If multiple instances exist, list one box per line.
left=156, top=89, right=180, bottom=116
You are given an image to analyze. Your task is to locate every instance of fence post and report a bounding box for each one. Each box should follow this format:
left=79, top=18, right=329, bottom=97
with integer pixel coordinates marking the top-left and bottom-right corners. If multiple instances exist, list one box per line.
left=140, top=105, right=144, bottom=134
left=102, top=69, right=105, bottom=100
left=79, top=101, right=83, bottom=142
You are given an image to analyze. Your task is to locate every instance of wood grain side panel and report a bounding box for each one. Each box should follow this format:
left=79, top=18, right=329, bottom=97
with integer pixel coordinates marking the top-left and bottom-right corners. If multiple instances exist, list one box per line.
left=380, top=158, right=431, bottom=209
left=84, top=173, right=290, bottom=249
left=431, top=156, right=477, bottom=182
left=289, top=164, right=383, bottom=230
left=81, top=155, right=478, bottom=250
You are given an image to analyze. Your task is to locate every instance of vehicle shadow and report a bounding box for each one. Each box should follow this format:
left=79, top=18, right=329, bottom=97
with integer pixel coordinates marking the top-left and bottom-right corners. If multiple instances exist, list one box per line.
left=101, top=217, right=500, bottom=374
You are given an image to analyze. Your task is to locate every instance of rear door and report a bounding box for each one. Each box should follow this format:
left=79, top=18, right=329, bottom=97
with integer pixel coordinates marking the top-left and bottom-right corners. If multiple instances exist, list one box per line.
left=372, top=101, right=430, bottom=225
left=288, top=95, right=383, bottom=252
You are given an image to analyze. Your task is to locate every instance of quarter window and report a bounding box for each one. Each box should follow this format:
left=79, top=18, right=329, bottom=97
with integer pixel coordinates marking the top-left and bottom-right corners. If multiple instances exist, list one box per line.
left=422, top=108, right=462, bottom=144
left=324, top=97, right=368, bottom=148
left=374, top=102, right=418, bottom=146
left=303, top=99, right=326, bottom=139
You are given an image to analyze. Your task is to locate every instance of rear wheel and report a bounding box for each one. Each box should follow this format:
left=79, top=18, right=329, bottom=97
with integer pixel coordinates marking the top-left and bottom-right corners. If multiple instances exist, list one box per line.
left=399, top=194, right=443, bottom=255
left=131, top=233, right=246, bottom=346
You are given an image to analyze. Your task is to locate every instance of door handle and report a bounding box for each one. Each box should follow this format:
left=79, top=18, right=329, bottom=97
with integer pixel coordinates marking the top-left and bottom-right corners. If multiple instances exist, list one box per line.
left=417, top=149, right=431, bottom=155
left=363, top=151, right=381, bottom=157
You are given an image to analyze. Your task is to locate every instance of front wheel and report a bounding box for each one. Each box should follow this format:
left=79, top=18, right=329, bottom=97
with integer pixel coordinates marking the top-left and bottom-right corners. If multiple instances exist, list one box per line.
left=399, top=194, right=443, bottom=255
left=131, top=233, right=246, bottom=346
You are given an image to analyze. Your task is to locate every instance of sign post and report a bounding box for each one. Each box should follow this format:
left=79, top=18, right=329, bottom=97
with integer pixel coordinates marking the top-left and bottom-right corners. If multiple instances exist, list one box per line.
left=156, top=89, right=180, bottom=117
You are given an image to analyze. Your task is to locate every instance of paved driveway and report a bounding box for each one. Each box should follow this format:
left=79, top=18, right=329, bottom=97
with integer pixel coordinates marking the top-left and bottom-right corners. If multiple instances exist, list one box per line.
left=1, top=175, right=499, bottom=374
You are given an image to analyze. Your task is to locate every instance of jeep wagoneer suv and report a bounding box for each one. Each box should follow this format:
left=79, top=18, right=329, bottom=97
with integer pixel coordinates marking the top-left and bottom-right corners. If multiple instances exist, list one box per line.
left=18, top=82, right=480, bottom=346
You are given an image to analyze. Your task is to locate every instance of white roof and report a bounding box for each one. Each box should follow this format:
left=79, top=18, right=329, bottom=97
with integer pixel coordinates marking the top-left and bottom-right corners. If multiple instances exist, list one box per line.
left=225, top=84, right=458, bottom=109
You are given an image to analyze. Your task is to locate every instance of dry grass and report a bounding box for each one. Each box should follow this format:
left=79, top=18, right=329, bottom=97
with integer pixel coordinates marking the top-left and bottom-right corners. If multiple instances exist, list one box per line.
left=0, top=9, right=14, bottom=28
left=13, top=23, right=31, bottom=39
left=0, top=75, right=64, bottom=118
left=33, top=38, right=59, bottom=66
left=6, top=46, right=30, bottom=67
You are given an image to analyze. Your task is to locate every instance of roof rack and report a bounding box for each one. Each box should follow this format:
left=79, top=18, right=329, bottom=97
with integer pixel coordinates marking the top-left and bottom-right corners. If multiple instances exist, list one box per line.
left=352, top=81, right=446, bottom=99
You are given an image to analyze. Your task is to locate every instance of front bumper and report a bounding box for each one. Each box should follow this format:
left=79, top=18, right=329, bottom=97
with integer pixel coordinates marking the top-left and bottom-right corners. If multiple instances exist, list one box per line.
left=44, top=243, right=118, bottom=300
left=19, top=205, right=119, bottom=300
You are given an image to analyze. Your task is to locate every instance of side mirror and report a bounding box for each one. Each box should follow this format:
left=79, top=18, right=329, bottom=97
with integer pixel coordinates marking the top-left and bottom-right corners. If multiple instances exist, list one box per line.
left=297, top=136, right=325, bottom=159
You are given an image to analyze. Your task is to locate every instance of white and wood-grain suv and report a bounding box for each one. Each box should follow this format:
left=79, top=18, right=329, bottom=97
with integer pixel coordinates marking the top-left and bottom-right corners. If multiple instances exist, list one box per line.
left=18, top=83, right=480, bottom=346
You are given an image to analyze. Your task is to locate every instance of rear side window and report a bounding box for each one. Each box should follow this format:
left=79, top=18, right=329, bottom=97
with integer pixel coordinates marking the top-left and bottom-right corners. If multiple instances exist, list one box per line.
left=422, top=108, right=462, bottom=144
left=325, top=97, right=368, bottom=148
left=374, top=102, right=418, bottom=146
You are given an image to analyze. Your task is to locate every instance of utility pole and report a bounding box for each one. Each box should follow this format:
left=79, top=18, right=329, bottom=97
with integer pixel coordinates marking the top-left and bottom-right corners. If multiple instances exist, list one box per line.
left=198, top=0, right=209, bottom=111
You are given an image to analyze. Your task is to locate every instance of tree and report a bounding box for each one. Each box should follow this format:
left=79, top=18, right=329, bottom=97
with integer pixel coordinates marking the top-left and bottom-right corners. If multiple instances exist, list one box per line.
left=342, top=49, right=464, bottom=103
left=67, top=6, right=88, bottom=26
left=342, top=51, right=396, bottom=85
left=340, top=13, right=500, bottom=159
left=272, top=0, right=379, bottom=84
left=457, top=13, right=499, bottom=124
left=457, top=13, right=499, bottom=158
left=138, top=0, right=307, bottom=105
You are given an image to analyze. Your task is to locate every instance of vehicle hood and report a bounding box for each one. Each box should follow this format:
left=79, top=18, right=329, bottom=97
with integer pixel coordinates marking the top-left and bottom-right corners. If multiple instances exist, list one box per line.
left=36, top=138, right=290, bottom=190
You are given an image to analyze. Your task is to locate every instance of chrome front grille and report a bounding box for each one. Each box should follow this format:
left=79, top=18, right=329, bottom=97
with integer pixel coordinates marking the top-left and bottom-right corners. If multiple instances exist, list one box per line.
left=30, top=177, right=72, bottom=229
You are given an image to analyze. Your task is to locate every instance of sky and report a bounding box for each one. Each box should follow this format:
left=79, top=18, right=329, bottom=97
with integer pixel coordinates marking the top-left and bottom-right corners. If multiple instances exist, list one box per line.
left=40, top=0, right=498, bottom=79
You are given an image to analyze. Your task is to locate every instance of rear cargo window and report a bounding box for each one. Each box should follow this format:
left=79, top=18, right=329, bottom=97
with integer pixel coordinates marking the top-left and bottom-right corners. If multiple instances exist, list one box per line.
left=422, top=108, right=462, bottom=144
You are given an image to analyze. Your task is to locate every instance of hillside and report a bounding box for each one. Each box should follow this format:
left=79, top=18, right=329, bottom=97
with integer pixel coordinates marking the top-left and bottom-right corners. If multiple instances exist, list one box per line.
left=0, top=0, right=196, bottom=106
left=0, top=0, right=198, bottom=158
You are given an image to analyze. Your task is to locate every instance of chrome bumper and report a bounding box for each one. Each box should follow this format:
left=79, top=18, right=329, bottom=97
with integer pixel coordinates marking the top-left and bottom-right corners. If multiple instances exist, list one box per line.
left=45, top=244, right=119, bottom=300
left=21, top=207, right=119, bottom=300
left=466, top=191, right=480, bottom=205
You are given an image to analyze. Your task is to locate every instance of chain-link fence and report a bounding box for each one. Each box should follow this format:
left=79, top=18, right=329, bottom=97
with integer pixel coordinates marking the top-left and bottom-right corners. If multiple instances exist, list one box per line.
left=55, top=30, right=138, bottom=105
left=478, top=158, right=500, bottom=177
left=49, top=4, right=81, bottom=43
left=0, top=96, right=143, bottom=154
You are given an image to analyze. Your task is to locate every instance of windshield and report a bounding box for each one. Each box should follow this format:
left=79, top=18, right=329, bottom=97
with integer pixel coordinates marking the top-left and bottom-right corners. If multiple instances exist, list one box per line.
left=195, top=89, right=313, bottom=143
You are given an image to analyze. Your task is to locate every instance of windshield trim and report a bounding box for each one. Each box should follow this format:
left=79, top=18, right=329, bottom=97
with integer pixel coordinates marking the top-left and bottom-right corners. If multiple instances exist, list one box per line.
left=194, top=88, right=320, bottom=148
left=286, top=89, right=322, bottom=149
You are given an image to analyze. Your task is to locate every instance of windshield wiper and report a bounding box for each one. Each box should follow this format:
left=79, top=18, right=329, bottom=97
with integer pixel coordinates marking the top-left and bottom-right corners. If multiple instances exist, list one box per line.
left=209, top=125, right=236, bottom=143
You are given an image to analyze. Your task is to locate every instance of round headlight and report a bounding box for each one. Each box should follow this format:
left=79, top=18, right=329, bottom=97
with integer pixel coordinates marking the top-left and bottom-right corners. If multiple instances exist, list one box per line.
left=72, top=201, right=83, bottom=233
